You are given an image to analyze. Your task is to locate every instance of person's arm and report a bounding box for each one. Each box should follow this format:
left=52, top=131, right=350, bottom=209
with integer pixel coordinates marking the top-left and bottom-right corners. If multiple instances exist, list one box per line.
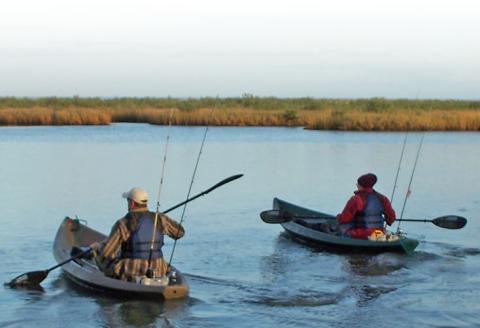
left=99, top=219, right=130, bottom=261
left=336, top=195, right=363, bottom=224
left=159, top=214, right=185, bottom=240
left=380, top=195, right=396, bottom=225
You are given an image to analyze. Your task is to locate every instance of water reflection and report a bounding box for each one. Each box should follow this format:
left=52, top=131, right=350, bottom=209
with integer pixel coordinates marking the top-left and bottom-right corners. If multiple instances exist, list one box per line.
left=258, top=234, right=300, bottom=283
left=343, top=253, right=406, bottom=276
left=96, top=299, right=184, bottom=327
left=56, top=276, right=191, bottom=327
left=254, top=234, right=345, bottom=307
left=3, top=283, right=46, bottom=301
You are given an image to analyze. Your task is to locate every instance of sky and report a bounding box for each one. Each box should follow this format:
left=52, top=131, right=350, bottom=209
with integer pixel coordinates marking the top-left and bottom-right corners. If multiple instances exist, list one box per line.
left=1, top=0, right=479, bottom=99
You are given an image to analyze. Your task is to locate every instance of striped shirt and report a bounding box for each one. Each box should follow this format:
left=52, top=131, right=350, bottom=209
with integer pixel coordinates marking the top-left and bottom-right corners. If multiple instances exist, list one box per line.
left=94, top=208, right=185, bottom=281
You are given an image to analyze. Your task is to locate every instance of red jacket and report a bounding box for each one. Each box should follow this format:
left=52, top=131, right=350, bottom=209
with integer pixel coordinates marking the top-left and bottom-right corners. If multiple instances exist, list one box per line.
left=336, top=188, right=396, bottom=239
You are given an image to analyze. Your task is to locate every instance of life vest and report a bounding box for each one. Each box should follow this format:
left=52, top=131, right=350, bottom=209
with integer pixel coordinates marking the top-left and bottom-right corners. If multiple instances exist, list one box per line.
left=340, top=192, right=385, bottom=232
left=355, top=192, right=385, bottom=229
left=122, top=212, right=164, bottom=260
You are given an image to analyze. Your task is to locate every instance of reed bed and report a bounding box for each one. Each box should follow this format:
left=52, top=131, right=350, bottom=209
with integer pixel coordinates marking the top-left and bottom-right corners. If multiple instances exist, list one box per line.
left=1, top=97, right=480, bottom=131
left=304, top=109, right=480, bottom=131
left=0, top=108, right=111, bottom=125
left=84, top=107, right=480, bottom=131
left=110, top=108, right=298, bottom=126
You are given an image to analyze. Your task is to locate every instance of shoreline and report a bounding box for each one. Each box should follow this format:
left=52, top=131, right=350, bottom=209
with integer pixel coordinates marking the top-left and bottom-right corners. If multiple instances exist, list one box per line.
left=1, top=97, right=480, bottom=131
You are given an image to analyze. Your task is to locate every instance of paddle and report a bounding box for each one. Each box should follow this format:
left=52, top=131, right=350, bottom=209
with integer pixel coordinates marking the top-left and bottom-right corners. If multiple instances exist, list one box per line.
left=6, top=248, right=92, bottom=287
left=397, top=216, right=467, bottom=229
left=260, top=210, right=467, bottom=229
left=7, top=173, right=244, bottom=288
left=162, top=174, right=244, bottom=214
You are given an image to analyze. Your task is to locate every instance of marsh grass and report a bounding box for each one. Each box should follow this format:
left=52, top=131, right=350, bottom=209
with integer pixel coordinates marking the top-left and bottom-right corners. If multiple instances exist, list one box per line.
left=0, top=107, right=111, bottom=125
left=1, top=97, right=480, bottom=130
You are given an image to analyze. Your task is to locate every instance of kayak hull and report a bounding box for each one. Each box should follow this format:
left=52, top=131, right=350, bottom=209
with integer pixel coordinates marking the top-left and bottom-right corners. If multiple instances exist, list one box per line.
left=53, top=217, right=189, bottom=300
left=273, top=198, right=419, bottom=254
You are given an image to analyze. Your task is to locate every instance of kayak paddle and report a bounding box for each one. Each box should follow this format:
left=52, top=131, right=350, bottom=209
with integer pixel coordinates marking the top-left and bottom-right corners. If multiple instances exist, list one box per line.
left=6, top=248, right=92, bottom=287
left=7, top=174, right=244, bottom=288
left=397, top=215, right=467, bottom=229
left=260, top=210, right=467, bottom=229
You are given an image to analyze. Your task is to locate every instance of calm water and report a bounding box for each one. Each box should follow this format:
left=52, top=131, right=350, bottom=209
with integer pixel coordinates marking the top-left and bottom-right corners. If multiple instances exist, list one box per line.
left=1, top=124, right=479, bottom=328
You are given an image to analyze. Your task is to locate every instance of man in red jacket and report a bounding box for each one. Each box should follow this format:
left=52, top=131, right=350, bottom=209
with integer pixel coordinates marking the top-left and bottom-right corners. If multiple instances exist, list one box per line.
left=336, top=173, right=396, bottom=239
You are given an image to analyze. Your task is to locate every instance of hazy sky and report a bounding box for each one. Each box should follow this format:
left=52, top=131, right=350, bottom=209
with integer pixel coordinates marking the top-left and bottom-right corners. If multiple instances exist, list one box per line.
left=1, top=0, right=479, bottom=99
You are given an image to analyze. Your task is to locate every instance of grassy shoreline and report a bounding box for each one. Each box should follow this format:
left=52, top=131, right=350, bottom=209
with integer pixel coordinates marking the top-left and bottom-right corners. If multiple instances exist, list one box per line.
left=1, top=97, right=480, bottom=131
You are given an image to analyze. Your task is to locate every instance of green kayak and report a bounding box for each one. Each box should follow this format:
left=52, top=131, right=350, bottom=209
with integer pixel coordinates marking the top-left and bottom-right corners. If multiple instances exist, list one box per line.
left=264, top=198, right=419, bottom=254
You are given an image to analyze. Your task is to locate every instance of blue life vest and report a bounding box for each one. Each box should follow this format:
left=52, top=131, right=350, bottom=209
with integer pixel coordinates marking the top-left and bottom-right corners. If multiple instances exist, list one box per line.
left=340, top=192, right=385, bottom=232
left=355, top=192, right=385, bottom=229
left=123, top=212, right=164, bottom=260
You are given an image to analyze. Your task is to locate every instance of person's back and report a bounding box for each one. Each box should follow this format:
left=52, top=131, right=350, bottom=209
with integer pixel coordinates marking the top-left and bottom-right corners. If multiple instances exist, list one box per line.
left=336, top=173, right=396, bottom=239
left=92, top=187, right=184, bottom=281
left=123, top=211, right=165, bottom=260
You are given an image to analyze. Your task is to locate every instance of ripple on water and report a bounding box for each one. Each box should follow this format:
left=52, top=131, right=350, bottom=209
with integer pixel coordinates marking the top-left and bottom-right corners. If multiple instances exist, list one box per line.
left=446, top=247, right=480, bottom=258
left=186, top=272, right=343, bottom=308
left=350, top=285, right=398, bottom=307
left=244, top=289, right=341, bottom=307
left=0, top=319, right=33, bottom=328
left=185, top=273, right=250, bottom=290
left=427, top=241, right=480, bottom=258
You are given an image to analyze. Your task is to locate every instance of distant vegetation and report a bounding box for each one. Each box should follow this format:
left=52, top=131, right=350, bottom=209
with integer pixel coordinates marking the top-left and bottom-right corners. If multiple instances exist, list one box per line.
left=1, top=96, right=480, bottom=131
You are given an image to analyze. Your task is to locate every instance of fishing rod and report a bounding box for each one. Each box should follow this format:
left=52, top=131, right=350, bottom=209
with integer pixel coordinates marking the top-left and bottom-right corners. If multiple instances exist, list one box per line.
left=391, top=133, right=408, bottom=203
left=146, top=109, right=174, bottom=278
left=168, top=121, right=210, bottom=267
left=397, top=133, right=424, bottom=233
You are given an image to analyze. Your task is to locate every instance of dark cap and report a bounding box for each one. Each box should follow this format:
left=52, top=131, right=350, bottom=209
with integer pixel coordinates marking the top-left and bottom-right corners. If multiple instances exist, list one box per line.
left=357, top=173, right=377, bottom=188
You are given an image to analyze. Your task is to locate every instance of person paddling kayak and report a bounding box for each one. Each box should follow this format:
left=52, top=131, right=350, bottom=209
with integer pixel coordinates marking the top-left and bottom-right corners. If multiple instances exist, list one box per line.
left=336, top=173, right=396, bottom=239
left=90, top=187, right=184, bottom=281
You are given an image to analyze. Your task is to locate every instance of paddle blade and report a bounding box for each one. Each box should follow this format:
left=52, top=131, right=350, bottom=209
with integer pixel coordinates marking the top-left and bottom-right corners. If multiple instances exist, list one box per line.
left=260, top=210, right=292, bottom=224
left=432, top=215, right=467, bottom=229
left=7, top=270, right=48, bottom=287
left=204, top=174, right=243, bottom=194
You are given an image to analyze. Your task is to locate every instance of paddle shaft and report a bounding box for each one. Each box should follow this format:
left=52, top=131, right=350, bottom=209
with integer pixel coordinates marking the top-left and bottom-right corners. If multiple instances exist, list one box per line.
left=397, top=218, right=432, bottom=223
left=288, top=215, right=438, bottom=223
left=163, top=174, right=243, bottom=215
left=46, top=249, right=92, bottom=273
left=269, top=212, right=465, bottom=229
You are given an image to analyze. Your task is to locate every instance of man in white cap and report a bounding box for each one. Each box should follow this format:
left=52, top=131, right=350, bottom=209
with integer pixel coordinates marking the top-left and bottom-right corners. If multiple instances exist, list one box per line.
left=92, top=187, right=184, bottom=281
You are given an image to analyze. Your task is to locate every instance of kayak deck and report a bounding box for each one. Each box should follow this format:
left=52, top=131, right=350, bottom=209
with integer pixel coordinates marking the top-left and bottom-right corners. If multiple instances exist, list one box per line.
left=53, top=217, right=189, bottom=300
left=273, top=198, right=419, bottom=254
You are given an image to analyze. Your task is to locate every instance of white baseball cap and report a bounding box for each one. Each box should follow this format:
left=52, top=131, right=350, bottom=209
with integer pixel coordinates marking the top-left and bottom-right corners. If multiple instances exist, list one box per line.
left=122, top=187, right=148, bottom=204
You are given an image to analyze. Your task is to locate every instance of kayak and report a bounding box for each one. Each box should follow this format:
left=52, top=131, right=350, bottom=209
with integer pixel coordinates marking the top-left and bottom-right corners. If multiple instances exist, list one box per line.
left=268, top=198, right=419, bottom=254
left=53, top=217, right=189, bottom=300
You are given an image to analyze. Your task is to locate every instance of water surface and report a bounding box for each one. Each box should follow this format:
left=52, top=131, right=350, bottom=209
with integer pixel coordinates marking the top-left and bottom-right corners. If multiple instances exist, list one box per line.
left=1, top=125, right=479, bottom=327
